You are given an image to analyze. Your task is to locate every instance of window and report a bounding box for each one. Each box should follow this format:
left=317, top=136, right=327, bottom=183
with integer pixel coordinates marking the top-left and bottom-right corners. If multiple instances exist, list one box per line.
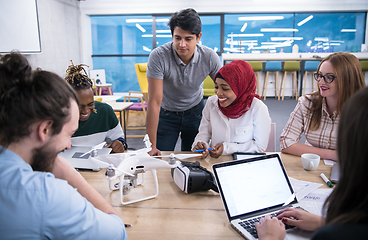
left=91, top=12, right=366, bottom=92
left=223, top=12, right=366, bottom=53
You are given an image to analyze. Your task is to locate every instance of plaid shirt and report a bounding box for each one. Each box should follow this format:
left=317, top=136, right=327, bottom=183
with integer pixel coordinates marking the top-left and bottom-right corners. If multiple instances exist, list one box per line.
left=280, top=95, right=339, bottom=150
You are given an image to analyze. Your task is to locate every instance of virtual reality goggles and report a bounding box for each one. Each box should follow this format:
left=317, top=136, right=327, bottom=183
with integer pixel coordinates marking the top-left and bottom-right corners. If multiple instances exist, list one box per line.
left=171, top=161, right=218, bottom=194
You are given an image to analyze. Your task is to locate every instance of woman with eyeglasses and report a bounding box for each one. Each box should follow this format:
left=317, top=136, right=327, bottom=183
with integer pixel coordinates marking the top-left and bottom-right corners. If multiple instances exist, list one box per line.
left=279, top=52, right=365, bottom=160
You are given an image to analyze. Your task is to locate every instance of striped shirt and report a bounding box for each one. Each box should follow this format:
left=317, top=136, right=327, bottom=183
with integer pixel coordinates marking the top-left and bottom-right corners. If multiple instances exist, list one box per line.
left=71, top=101, right=124, bottom=147
left=280, top=95, right=339, bottom=151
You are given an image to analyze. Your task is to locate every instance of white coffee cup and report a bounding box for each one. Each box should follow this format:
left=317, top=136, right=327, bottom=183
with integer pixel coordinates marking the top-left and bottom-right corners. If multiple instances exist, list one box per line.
left=301, top=153, right=320, bottom=171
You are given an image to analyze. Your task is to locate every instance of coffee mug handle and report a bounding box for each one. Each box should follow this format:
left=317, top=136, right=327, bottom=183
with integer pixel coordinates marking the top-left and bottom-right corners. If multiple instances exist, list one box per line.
left=310, top=161, right=314, bottom=170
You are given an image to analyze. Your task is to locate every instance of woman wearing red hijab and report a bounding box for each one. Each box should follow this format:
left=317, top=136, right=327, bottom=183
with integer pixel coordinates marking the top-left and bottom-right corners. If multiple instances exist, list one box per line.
left=192, top=60, right=271, bottom=158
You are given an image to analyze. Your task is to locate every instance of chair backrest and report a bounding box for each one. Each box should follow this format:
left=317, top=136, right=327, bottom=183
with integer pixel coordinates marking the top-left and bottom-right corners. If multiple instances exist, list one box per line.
left=360, top=60, right=368, bottom=72
left=247, top=61, right=263, bottom=72
left=134, top=63, right=148, bottom=100
left=265, top=61, right=282, bottom=71
left=283, top=61, right=300, bottom=71
left=203, top=76, right=216, bottom=97
left=265, top=122, right=276, bottom=152
left=304, top=61, right=321, bottom=72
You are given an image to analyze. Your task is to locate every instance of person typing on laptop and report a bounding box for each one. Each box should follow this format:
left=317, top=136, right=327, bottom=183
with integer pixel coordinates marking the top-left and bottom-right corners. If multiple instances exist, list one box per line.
left=0, top=52, right=127, bottom=239
left=65, top=62, right=127, bottom=153
left=256, top=87, right=368, bottom=240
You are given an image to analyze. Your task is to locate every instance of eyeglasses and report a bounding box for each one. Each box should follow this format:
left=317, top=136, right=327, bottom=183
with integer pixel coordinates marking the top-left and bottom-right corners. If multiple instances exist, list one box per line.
left=313, top=72, right=336, bottom=83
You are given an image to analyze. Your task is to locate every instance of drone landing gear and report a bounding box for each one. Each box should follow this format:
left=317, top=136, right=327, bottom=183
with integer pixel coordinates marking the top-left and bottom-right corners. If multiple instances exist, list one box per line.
left=118, top=169, right=159, bottom=205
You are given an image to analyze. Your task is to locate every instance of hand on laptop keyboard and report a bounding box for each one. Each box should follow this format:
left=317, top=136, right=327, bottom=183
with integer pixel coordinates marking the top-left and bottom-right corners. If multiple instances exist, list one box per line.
left=239, top=207, right=306, bottom=239
left=277, top=206, right=322, bottom=231
left=253, top=215, right=286, bottom=240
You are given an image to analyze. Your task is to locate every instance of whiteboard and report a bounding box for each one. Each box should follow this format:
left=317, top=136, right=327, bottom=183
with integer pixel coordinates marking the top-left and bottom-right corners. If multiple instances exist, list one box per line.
left=0, top=0, right=41, bottom=53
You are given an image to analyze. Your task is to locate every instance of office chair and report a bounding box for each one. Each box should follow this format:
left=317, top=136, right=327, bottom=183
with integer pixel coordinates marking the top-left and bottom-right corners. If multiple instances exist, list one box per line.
left=134, top=63, right=149, bottom=101
left=203, top=76, right=216, bottom=98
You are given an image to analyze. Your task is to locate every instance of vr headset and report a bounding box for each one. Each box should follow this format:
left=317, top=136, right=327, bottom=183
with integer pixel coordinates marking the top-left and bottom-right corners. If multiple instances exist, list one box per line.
left=171, top=161, right=218, bottom=194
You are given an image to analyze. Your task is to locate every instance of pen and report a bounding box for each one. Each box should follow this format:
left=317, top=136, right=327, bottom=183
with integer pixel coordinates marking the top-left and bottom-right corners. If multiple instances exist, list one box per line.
left=320, top=173, right=334, bottom=188
left=124, top=224, right=132, bottom=227
left=194, top=148, right=213, bottom=152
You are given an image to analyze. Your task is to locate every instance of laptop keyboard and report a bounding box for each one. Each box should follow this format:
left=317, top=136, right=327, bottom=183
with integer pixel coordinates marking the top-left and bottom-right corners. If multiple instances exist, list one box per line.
left=238, top=206, right=304, bottom=239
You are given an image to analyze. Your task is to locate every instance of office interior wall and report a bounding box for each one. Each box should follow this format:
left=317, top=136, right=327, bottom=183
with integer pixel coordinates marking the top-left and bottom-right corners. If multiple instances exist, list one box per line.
left=26, top=0, right=81, bottom=77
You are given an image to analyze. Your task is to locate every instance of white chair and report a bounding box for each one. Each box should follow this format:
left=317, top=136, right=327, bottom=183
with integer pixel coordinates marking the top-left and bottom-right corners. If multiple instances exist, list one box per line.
left=265, top=123, right=276, bottom=152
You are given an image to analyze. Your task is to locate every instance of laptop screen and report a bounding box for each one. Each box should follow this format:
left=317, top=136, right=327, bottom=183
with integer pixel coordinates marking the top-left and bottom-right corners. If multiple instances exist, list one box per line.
left=213, top=154, right=294, bottom=219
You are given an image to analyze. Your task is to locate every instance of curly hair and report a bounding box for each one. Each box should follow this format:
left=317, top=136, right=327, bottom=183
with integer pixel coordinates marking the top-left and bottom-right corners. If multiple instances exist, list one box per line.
left=65, top=60, right=93, bottom=91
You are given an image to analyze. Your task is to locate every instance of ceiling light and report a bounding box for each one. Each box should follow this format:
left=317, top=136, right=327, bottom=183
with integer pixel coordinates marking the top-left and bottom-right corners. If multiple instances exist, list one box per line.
left=126, top=18, right=169, bottom=23
left=261, top=28, right=298, bottom=32
left=240, top=23, right=248, bottom=32
left=157, top=30, right=171, bottom=33
left=126, top=19, right=152, bottom=23
left=297, top=15, right=313, bottom=26
left=238, top=16, right=284, bottom=21
left=270, top=37, right=303, bottom=41
left=142, top=34, right=171, bottom=38
left=143, top=46, right=151, bottom=52
left=314, top=37, right=329, bottom=42
left=341, top=29, right=356, bottom=32
left=228, top=33, right=264, bottom=37
left=135, top=23, right=146, bottom=33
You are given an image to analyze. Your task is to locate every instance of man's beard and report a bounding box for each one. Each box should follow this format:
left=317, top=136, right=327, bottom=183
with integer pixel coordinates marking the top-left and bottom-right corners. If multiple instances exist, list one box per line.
left=30, top=141, right=59, bottom=172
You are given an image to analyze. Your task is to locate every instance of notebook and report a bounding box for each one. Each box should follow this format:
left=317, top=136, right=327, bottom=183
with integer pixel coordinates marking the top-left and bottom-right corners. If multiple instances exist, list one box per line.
left=212, top=153, right=305, bottom=240
left=58, top=146, right=111, bottom=171
left=233, top=152, right=266, bottom=160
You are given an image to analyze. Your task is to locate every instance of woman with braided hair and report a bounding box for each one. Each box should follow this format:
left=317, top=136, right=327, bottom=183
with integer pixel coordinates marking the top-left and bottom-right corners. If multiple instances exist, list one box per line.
left=65, top=62, right=127, bottom=153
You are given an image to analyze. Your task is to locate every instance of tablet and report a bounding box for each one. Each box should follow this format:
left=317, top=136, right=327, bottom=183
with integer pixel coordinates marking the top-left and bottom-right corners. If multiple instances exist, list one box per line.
left=232, top=152, right=266, bottom=160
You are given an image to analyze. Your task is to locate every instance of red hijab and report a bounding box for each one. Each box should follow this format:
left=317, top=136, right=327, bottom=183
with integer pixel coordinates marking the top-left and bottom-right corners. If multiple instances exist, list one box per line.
left=214, top=60, right=261, bottom=119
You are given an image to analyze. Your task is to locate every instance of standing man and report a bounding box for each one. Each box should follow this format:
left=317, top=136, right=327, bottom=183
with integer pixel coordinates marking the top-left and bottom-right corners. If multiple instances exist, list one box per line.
left=0, top=52, right=127, bottom=239
left=146, top=8, right=222, bottom=156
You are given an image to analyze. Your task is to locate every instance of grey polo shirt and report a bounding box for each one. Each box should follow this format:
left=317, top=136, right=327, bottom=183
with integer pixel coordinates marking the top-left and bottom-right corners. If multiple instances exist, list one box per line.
left=146, top=42, right=222, bottom=112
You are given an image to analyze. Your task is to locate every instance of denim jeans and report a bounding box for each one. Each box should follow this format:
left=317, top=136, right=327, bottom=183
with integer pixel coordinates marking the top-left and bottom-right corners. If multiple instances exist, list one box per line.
left=156, top=100, right=204, bottom=151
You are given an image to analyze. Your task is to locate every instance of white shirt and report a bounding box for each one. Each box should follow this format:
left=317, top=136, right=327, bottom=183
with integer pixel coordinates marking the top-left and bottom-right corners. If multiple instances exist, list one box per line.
left=192, top=95, right=271, bottom=155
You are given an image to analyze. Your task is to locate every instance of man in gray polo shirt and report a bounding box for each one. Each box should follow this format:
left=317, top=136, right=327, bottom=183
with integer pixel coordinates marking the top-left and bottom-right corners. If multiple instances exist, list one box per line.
left=146, top=8, right=222, bottom=156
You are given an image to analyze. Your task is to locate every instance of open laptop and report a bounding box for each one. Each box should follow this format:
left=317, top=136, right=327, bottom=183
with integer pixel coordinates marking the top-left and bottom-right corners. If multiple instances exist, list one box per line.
left=58, top=146, right=111, bottom=171
left=212, top=153, right=304, bottom=240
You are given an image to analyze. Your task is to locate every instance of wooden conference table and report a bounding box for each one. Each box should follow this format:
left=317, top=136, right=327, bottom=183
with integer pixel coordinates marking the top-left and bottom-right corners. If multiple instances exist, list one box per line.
left=80, top=152, right=332, bottom=240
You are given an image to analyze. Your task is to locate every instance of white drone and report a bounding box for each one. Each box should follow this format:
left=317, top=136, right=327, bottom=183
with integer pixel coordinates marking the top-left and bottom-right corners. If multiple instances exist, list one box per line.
left=92, top=135, right=200, bottom=205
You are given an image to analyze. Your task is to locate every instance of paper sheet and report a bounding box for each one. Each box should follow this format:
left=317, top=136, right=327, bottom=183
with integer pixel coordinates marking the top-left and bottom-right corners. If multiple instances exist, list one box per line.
left=299, top=188, right=333, bottom=216
left=289, top=177, right=323, bottom=202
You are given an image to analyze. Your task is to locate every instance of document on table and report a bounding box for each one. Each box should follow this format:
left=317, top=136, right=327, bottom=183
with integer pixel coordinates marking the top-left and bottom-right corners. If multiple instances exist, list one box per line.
left=289, top=177, right=323, bottom=201
left=298, top=188, right=333, bottom=216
